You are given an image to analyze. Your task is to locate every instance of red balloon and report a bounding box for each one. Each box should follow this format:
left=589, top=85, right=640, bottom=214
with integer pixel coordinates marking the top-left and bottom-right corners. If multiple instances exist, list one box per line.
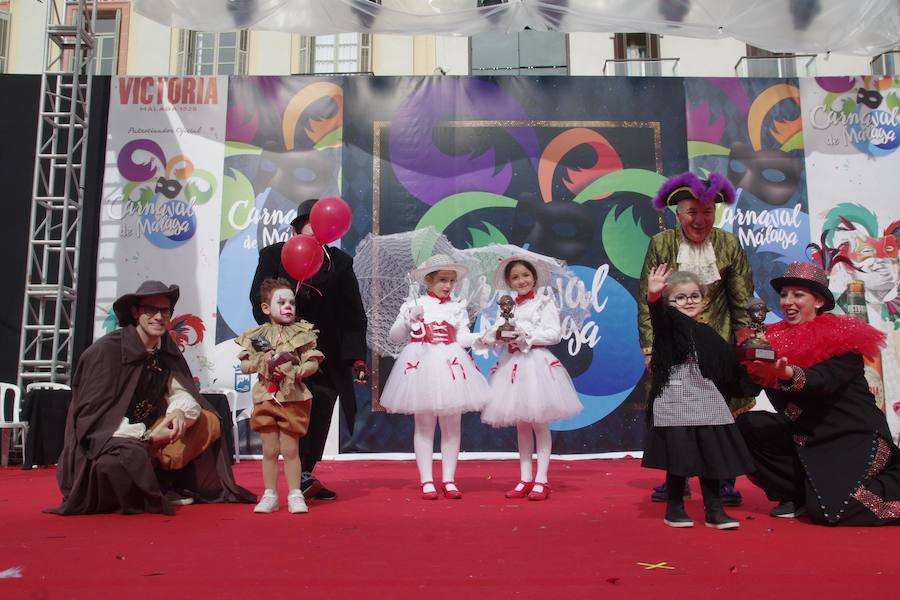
left=310, top=196, right=352, bottom=244
left=281, top=234, right=324, bottom=282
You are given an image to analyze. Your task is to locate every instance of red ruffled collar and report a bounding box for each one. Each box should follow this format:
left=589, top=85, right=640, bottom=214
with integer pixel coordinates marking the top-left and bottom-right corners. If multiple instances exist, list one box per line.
left=426, top=291, right=450, bottom=304
left=765, top=313, right=885, bottom=368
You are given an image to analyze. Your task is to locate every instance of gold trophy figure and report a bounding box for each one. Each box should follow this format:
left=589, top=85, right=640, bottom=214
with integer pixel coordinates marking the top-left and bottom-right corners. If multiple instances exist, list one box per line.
left=736, top=298, right=776, bottom=362
left=495, top=295, right=518, bottom=340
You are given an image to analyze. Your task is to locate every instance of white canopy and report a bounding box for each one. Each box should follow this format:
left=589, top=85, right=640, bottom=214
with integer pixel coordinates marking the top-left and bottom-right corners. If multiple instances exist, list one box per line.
left=134, top=0, right=900, bottom=56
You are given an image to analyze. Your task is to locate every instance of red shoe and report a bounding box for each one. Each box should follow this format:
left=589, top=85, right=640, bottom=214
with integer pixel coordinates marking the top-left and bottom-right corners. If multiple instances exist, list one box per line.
left=505, top=481, right=534, bottom=499
left=441, top=481, right=463, bottom=499
left=421, top=481, right=439, bottom=500
left=528, top=482, right=551, bottom=501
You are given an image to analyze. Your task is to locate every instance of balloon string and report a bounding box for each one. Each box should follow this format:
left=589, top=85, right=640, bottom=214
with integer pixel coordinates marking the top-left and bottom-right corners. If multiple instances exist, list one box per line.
left=295, top=281, right=323, bottom=298
left=323, top=245, right=333, bottom=271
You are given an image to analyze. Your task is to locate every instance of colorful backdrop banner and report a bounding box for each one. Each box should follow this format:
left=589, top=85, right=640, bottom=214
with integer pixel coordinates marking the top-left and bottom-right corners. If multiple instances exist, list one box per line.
left=686, top=77, right=811, bottom=315
left=211, top=77, right=345, bottom=452
left=802, top=75, right=900, bottom=443
left=341, top=76, right=688, bottom=454
left=93, top=74, right=900, bottom=453
left=95, top=76, right=228, bottom=385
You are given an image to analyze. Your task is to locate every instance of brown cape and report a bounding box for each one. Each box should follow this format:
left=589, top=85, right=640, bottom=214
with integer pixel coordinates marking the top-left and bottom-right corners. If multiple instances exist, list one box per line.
left=46, top=325, right=256, bottom=515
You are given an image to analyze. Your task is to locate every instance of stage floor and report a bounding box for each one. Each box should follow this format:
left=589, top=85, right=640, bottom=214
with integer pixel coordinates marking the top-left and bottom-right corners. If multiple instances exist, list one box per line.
left=1, top=458, right=896, bottom=598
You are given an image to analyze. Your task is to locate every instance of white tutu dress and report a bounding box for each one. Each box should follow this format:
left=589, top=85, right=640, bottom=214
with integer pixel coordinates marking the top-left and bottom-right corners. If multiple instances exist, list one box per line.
left=481, top=291, right=583, bottom=426
left=380, top=294, right=489, bottom=416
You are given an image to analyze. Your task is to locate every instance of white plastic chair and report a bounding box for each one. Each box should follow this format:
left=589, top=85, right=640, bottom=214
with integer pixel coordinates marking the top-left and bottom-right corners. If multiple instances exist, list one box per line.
left=0, top=382, right=27, bottom=468
left=25, top=382, right=71, bottom=392
left=200, top=387, right=240, bottom=463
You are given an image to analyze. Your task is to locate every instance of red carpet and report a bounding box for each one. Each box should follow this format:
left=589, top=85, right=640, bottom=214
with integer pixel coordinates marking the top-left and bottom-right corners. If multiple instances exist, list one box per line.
left=1, top=459, right=896, bottom=598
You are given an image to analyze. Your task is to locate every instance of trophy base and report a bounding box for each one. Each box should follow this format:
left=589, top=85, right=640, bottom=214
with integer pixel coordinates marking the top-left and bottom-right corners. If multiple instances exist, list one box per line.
left=736, top=346, right=776, bottom=362
left=496, top=329, right=517, bottom=340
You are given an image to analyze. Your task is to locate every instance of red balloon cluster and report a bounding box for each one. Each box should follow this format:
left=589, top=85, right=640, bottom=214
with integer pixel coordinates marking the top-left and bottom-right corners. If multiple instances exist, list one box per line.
left=281, top=196, right=352, bottom=282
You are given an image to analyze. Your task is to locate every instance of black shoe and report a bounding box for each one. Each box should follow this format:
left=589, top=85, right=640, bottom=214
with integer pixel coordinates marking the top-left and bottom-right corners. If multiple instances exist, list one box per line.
left=663, top=504, right=694, bottom=528
left=651, top=481, right=692, bottom=503
left=314, top=486, right=337, bottom=501
left=770, top=501, right=806, bottom=518
left=705, top=510, right=740, bottom=530
left=719, top=485, right=743, bottom=507
left=300, top=472, right=324, bottom=500
left=164, top=490, right=194, bottom=506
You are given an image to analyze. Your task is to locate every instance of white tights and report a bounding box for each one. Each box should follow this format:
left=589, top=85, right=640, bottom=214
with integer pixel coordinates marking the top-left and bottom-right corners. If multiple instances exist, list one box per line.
left=414, top=413, right=461, bottom=484
left=517, top=422, right=552, bottom=484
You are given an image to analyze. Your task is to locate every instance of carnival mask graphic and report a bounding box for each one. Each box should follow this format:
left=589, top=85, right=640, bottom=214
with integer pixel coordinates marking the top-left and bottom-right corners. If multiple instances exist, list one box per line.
left=849, top=236, right=900, bottom=297
left=856, top=87, right=883, bottom=110
left=155, top=177, right=183, bottom=199
left=727, top=142, right=802, bottom=207
left=511, top=192, right=596, bottom=264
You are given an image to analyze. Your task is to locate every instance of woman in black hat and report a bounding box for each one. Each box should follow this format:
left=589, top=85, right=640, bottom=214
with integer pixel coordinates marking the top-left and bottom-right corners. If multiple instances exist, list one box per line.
left=739, top=261, right=900, bottom=526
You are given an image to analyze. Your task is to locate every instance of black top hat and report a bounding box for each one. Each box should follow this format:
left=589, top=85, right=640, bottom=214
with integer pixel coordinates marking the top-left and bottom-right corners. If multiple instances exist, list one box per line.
left=290, top=198, right=319, bottom=231
left=112, top=281, right=180, bottom=326
left=770, top=262, right=835, bottom=313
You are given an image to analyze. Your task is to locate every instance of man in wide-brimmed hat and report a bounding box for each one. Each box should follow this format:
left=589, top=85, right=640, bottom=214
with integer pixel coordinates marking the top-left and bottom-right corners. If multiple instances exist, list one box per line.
left=250, top=198, right=368, bottom=501
left=638, top=172, right=756, bottom=505
left=47, top=281, right=255, bottom=515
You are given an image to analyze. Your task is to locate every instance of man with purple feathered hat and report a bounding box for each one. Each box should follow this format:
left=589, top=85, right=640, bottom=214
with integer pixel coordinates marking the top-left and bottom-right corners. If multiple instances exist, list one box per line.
left=638, top=172, right=755, bottom=504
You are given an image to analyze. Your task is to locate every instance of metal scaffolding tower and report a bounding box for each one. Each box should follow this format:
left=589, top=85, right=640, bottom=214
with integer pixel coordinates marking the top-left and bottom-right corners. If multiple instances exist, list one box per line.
left=17, top=0, right=97, bottom=388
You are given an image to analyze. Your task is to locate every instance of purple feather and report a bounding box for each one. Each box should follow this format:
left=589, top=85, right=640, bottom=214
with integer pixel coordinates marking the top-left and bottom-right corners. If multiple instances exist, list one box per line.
left=651, top=171, right=735, bottom=211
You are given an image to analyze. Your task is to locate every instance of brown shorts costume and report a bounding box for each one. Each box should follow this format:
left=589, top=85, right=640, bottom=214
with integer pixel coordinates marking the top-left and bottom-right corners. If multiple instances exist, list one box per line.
left=250, top=399, right=311, bottom=437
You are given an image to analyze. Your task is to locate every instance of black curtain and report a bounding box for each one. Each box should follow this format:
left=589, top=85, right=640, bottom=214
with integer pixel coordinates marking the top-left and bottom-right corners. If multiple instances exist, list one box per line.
left=73, top=76, right=111, bottom=370
left=0, top=75, right=41, bottom=383
left=0, top=75, right=110, bottom=383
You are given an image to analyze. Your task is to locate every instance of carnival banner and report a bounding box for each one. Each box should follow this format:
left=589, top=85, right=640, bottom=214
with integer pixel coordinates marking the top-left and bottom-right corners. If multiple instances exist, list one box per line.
left=686, top=77, right=811, bottom=314
left=801, top=76, right=900, bottom=442
left=341, top=76, right=688, bottom=454
left=92, top=73, right=900, bottom=454
left=95, top=76, right=228, bottom=385
left=211, top=77, right=345, bottom=451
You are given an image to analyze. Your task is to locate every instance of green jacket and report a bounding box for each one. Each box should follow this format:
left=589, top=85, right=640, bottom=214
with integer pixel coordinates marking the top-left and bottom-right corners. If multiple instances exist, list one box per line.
left=638, top=227, right=754, bottom=353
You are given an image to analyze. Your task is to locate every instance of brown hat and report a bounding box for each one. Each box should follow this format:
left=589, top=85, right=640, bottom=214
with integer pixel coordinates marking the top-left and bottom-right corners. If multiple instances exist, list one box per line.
left=770, top=262, right=835, bottom=312
left=290, top=198, right=318, bottom=231
left=112, top=281, right=180, bottom=326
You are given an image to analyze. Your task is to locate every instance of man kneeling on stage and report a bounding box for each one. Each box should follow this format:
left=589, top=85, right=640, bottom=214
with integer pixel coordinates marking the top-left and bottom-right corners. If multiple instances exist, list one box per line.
left=47, top=281, right=255, bottom=515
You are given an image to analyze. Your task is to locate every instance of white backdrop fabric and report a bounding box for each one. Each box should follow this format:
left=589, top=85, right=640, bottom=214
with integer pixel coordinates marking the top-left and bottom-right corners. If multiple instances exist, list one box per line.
left=134, top=0, right=900, bottom=56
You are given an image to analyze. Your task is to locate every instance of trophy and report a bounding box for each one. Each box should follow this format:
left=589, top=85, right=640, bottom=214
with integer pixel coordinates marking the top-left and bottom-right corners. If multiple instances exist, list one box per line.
left=495, top=295, right=518, bottom=340
left=736, top=299, right=776, bottom=362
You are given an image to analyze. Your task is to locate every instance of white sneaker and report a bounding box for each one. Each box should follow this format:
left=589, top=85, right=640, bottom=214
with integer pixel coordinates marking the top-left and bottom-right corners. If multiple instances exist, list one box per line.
left=288, top=489, right=309, bottom=514
left=253, top=490, right=279, bottom=513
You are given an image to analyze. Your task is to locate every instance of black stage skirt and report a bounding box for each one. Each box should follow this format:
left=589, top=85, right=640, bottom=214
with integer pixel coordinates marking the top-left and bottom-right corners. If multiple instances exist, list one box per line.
left=641, top=423, right=755, bottom=479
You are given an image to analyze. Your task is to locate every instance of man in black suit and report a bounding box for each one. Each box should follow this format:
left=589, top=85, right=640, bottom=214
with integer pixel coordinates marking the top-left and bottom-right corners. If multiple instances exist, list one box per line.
left=250, top=198, right=368, bottom=500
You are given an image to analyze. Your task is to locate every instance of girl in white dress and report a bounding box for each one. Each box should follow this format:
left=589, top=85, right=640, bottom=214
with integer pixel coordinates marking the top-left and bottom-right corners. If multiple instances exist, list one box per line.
left=480, top=256, right=583, bottom=500
left=380, top=254, right=489, bottom=500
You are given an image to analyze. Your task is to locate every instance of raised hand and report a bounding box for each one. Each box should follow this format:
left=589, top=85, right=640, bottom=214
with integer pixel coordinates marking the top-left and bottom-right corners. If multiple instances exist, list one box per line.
left=647, top=263, right=672, bottom=300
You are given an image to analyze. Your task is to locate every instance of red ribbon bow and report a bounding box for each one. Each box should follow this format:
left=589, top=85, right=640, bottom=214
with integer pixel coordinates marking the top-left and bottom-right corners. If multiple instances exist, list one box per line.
left=427, top=291, right=450, bottom=304
left=448, top=357, right=468, bottom=380
left=515, top=291, right=535, bottom=305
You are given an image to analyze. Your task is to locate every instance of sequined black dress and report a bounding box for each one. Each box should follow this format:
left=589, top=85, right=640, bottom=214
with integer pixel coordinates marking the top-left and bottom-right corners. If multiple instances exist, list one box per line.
left=738, top=315, right=900, bottom=526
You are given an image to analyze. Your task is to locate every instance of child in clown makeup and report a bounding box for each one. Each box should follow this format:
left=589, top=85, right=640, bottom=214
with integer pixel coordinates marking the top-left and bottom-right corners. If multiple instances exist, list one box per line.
left=237, top=278, right=323, bottom=514
left=379, top=254, right=489, bottom=500
left=479, top=256, right=583, bottom=501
